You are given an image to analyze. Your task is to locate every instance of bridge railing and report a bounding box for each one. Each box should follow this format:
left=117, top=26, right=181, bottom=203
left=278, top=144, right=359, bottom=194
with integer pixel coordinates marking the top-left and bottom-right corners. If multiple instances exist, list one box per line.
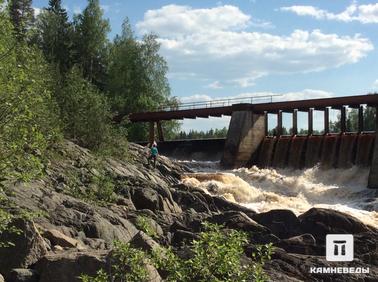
left=158, top=94, right=282, bottom=111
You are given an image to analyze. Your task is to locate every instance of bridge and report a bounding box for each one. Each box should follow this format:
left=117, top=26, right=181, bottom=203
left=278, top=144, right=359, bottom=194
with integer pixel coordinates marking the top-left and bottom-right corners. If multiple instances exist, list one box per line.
left=125, top=94, right=378, bottom=189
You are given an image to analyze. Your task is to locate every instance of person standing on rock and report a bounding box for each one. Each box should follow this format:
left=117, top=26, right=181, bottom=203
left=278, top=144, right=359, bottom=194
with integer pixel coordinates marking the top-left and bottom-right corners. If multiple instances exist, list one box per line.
left=148, top=141, right=158, bottom=168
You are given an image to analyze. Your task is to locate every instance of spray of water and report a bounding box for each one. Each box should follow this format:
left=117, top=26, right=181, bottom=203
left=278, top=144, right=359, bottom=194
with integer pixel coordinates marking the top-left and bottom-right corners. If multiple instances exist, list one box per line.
left=182, top=165, right=378, bottom=227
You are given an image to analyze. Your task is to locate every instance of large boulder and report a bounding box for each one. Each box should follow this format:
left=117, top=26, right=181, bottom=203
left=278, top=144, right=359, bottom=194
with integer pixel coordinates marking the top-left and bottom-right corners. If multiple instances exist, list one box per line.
left=83, top=213, right=138, bottom=245
left=202, top=211, right=269, bottom=234
left=8, top=268, right=38, bottom=282
left=43, top=229, right=80, bottom=248
left=131, top=187, right=181, bottom=214
left=0, top=219, right=47, bottom=279
left=275, top=234, right=322, bottom=255
left=299, top=208, right=370, bottom=242
left=34, top=250, right=108, bottom=282
left=251, top=209, right=302, bottom=239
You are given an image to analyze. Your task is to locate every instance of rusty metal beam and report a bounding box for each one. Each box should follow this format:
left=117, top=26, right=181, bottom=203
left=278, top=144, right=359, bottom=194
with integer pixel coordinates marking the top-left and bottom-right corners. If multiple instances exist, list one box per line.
left=125, top=94, right=378, bottom=123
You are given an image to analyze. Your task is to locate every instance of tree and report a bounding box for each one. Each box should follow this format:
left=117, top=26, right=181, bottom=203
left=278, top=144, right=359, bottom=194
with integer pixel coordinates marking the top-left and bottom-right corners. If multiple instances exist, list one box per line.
left=8, top=0, right=34, bottom=40
left=57, top=67, right=112, bottom=150
left=0, top=2, right=61, bottom=181
left=73, top=0, right=110, bottom=88
left=36, top=0, right=73, bottom=74
left=107, top=19, right=179, bottom=141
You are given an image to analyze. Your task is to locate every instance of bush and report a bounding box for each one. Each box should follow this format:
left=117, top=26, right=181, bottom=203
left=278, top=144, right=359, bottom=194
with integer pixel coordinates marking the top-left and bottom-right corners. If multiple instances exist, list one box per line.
left=80, top=223, right=273, bottom=282
left=0, top=6, right=61, bottom=183
left=135, top=216, right=158, bottom=239
left=152, top=223, right=273, bottom=282
left=80, top=241, right=149, bottom=282
left=56, top=67, right=128, bottom=159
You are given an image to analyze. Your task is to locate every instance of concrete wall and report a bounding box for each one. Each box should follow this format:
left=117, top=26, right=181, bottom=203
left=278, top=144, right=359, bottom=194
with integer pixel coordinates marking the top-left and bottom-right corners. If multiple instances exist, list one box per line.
left=368, top=110, right=378, bottom=188
left=221, top=111, right=266, bottom=169
left=137, top=139, right=226, bottom=161
left=252, top=133, right=375, bottom=172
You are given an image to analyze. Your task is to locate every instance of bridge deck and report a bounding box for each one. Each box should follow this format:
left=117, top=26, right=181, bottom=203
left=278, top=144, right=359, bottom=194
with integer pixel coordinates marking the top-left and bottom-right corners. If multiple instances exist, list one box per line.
left=128, top=94, right=378, bottom=122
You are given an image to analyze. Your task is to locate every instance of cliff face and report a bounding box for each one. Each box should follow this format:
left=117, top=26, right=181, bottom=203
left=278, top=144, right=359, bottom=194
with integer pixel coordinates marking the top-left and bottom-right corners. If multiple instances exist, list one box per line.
left=0, top=141, right=377, bottom=282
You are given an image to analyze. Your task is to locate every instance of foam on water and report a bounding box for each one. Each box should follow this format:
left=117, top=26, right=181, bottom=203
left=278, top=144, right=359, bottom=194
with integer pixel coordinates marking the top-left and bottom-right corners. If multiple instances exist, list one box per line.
left=181, top=165, right=378, bottom=227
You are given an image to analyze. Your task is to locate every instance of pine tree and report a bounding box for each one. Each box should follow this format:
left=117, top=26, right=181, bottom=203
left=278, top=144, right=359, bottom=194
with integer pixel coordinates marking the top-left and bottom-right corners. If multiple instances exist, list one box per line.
left=37, top=0, right=72, bottom=74
left=8, top=0, right=34, bottom=40
left=73, top=0, right=110, bottom=88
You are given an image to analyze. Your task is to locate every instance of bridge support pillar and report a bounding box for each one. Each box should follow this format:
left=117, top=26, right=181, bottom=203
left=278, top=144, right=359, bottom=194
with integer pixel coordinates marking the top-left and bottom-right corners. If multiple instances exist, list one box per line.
left=368, top=106, right=378, bottom=189
left=157, top=121, right=164, bottom=141
left=149, top=122, right=155, bottom=145
left=221, top=111, right=265, bottom=169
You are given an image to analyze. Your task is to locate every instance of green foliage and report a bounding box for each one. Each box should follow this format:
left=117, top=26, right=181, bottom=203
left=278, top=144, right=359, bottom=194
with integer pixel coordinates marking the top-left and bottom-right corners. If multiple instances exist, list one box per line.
left=66, top=168, right=116, bottom=205
left=81, top=223, right=273, bottom=282
left=0, top=191, right=22, bottom=248
left=57, top=67, right=128, bottom=158
left=0, top=6, right=61, bottom=182
left=80, top=241, right=149, bottom=282
left=89, top=174, right=116, bottom=203
left=135, top=216, right=158, bottom=238
left=35, top=0, right=73, bottom=74
left=107, top=19, right=179, bottom=141
left=0, top=187, right=45, bottom=248
left=80, top=269, right=108, bottom=282
left=175, top=127, right=229, bottom=140
left=73, top=0, right=110, bottom=88
left=152, top=223, right=273, bottom=282
left=8, top=0, right=34, bottom=40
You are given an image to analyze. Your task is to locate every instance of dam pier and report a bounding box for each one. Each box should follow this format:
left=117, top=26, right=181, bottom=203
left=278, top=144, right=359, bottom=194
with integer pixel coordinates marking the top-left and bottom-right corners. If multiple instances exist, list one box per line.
left=126, top=94, right=378, bottom=188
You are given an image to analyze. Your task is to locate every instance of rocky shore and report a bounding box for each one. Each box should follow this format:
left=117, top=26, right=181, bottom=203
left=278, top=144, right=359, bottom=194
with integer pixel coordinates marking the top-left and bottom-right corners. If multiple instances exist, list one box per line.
left=0, top=141, right=377, bottom=282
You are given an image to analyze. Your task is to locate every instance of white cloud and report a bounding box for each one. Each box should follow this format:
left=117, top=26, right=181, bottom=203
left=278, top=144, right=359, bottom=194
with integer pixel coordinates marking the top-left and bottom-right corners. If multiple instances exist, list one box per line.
left=137, top=5, right=373, bottom=88
left=180, top=89, right=333, bottom=104
left=136, top=5, right=251, bottom=37
left=207, top=81, right=223, bottom=89
left=73, top=6, right=81, bottom=14
left=33, top=7, right=41, bottom=17
left=100, top=5, right=110, bottom=13
left=372, top=79, right=378, bottom=88
left=281, top=3, right=378, bottom=24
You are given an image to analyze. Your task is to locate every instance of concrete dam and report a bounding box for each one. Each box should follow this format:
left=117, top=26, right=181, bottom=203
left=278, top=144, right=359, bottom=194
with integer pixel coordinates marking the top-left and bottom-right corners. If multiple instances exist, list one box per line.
left=127, top=94, right=378, bottom=188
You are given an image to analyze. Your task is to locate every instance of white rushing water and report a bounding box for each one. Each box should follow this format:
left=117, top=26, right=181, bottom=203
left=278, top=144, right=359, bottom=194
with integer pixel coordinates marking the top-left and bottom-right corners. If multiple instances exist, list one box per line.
left=180, top=162, right=378, bottom=228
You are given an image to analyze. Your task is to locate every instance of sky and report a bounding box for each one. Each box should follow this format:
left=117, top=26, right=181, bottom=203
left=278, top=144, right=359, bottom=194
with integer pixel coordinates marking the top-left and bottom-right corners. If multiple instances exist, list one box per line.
left=32, top=0, right=378, bottom=132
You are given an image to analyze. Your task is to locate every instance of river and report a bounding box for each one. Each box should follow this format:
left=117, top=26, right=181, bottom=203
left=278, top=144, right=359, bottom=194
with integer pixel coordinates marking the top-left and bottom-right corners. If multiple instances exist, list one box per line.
left=179, top=161, right=378, bottom=228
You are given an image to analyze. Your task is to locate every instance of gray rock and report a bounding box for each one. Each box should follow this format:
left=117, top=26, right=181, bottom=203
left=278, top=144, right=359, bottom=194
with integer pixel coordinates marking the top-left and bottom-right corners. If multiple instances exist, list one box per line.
left=34, top=250, right=108, bottom=282
left=203, top=211, right=269, bottom=234
left=8, top=269, right=38, bottom=282
left=130, top=231, right=161, bottom=253
left=43, top=229, right=79, bottom=248
left=251, top=209, right=302, bottom=239
left=299, top=208, right=370, bottom=243
left=0, top=220, right=47, bottom=279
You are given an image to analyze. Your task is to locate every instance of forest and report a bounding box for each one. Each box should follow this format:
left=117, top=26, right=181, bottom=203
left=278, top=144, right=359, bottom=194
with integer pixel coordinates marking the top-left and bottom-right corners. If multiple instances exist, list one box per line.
left=0, top=0, right=184, bottom=179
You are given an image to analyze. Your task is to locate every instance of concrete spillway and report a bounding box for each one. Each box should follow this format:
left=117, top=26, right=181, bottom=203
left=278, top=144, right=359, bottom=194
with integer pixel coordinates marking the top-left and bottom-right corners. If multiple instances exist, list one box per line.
left=252, top=133, right=375, bottom=170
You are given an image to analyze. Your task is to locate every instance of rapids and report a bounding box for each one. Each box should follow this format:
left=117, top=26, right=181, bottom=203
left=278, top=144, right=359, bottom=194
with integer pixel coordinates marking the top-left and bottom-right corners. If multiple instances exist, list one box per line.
left=180, top=162, right=378, bottom=228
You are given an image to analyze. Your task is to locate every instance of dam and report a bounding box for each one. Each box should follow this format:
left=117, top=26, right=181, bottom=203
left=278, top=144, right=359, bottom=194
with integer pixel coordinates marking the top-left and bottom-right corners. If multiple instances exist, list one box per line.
left=126, top=94, right=378, bottom=188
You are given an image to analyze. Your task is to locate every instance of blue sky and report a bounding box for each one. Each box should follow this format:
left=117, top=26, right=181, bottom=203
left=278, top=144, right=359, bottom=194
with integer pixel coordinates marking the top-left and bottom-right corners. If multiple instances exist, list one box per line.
left=32, top=0, right=378, bottom=132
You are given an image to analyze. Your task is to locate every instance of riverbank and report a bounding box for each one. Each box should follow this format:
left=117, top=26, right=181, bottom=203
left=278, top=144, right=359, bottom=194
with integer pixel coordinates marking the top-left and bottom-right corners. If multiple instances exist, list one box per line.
left=0, top=141, right=377, bottom=281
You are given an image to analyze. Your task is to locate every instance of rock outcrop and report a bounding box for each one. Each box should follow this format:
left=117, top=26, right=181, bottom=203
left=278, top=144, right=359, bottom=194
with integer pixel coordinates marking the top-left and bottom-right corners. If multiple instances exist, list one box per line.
left=0, top=140, right=377, bottom=281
